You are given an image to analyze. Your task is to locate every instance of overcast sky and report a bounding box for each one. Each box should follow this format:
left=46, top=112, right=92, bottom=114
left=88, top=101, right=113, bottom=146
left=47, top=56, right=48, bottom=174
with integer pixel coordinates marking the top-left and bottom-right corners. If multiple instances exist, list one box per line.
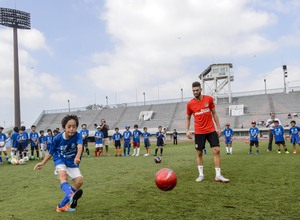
left=1, top=0, right=300, bottom=127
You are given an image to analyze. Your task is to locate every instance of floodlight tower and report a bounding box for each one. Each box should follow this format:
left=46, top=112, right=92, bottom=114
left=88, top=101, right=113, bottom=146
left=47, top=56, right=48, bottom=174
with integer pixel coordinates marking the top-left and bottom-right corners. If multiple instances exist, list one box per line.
left=0, top=8, right=31, bottom=127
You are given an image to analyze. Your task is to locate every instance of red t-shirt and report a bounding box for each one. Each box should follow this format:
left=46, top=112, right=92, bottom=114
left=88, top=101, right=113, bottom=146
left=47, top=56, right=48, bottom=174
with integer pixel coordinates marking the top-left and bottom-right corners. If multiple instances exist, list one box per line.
left=186, top=95, right=216, bottom=134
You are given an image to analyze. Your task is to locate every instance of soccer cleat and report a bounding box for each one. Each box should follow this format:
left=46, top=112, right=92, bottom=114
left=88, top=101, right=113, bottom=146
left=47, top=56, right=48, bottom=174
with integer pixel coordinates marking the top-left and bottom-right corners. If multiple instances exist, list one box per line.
left=131, top=153, right=136, bottom=156
left=277, top=151, right=281, bottom=154
left=56, top=204, right=76, bottom=212
left=255, top=151, right=259, bottom=155
left=293, top=151, right=296, bottom=154
left=215, top=175, right=230, bottom=183
left=248, top=151, right=251, bottom=155
left=70, top=189, right=83, bottom=208
left=285, top=151, right=289, bottom=154
left=143, top=154, right=149, bottom=156
left=196, top=175, right=205, bottom=182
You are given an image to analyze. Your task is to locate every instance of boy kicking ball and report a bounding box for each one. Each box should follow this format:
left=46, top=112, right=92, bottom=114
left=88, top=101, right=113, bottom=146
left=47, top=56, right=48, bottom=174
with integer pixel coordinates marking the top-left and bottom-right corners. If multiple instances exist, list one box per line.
left=34, top=115, right=84, bottom=212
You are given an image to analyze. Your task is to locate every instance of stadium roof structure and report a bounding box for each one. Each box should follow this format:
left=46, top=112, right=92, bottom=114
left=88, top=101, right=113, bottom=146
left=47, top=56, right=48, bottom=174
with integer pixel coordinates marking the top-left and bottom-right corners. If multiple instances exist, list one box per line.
left=198, top=63, right=234, bottom=103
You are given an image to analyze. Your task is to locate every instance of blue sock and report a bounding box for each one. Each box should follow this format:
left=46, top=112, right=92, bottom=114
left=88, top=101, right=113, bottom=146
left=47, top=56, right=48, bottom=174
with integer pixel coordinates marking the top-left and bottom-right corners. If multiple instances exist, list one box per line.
left=61, top=182, right=73, bottom=199
left=124, top=148, right=126, bottom=155
left=71, top=187, right=76, bottom=193
left=0, top=157, right=2, bottom=163
left=5, top=156, right=8, bottom=161
left=59, top=196, right=70, bottom=208
left=127, top=147, right=130, bottom=155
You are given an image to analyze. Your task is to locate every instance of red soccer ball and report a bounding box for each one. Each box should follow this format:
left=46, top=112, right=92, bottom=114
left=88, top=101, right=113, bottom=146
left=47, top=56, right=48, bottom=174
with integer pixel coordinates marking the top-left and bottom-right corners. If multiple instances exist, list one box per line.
left=155, top=168, right=177, bottom=191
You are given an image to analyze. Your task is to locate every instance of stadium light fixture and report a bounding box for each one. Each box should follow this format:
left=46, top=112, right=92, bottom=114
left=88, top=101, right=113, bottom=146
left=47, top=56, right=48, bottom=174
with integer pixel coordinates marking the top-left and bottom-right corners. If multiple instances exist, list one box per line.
left=282, top=65, right=287, bottom=93
left=143, top=92, right=145, bottom=106
left=0, top=7, right=31, bottom=127
left=68, top=100, right=70, bottom=112
left=106, top=96, right=108, bottom=107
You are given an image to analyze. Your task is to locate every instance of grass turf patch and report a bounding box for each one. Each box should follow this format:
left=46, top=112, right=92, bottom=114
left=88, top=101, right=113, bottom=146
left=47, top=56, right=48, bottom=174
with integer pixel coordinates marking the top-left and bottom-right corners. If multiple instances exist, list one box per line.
left=0, top=140, right=299, bottom=219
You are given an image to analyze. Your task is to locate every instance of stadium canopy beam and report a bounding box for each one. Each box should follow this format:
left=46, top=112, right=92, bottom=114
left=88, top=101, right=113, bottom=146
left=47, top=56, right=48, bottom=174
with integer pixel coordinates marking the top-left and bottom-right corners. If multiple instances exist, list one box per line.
left=0, top=7, right=31, bottom=127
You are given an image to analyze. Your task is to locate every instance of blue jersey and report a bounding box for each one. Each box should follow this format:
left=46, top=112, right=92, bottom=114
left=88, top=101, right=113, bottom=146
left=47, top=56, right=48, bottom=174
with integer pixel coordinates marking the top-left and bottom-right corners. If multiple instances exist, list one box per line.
left=156, top=131, right=164, bottom=140
left=289, top=126, right=300, bottom=144
left=49, top=132, right=83, bottom=168
left=10, top=132, right=19, bottom=148
left=80, top=129, right=89, bottom=140
left=132, top=129, right=142, bottom=143
left=272, top=125, right=285, bottom=142
left=45, top=135, right=53, bottom=146
left=30, top=131, right=39, bottom=146
left=17, top=134, right=27, bottom=145
left=94, top=131, right=104, bottom=144
left=142, top=132, right=151, bottom=140
left=112, top=133, right=122, bottom=141
left=249, top=127, right=260, bottom=141
left=39, top=135, right=46, bottom=144
left=0, top=133, right=7, bottom=142
left=223, top=128, right=234, bottom=140
left=123, top=131, right=132, bottom=142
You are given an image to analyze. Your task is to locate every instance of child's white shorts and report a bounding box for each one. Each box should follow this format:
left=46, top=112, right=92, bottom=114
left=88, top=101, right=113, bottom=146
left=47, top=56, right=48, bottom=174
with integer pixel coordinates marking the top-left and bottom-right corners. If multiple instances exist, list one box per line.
left=0, top=142, right=6, bottom=151
left=54, top=164, right=83, bottom=180
left=95, top=144, right=103, bottom=148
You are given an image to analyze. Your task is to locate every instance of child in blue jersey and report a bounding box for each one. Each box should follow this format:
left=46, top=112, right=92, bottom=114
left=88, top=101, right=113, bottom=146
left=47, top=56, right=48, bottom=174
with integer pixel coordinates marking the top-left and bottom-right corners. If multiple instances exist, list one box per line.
left=34, top=115, right=84, bottom=213
left=248, top=121, right=260, bottom=155
left=272, top=120, right=289, bottom=154
left=30, top=125, right=40, bottom=159
left=289, top=120, right=300, bottom=154
left=132, top=124, right=143, bottom=156
left=112, top=127, right=123, bottom=156
left=94, top=126, right=104, bottom=157
left=45, top=129, right=53, bottom=153
left=17, top=129, right=28, bottom=159
left=39, top=130, right=46, bottom=159
left=142, top=127, right=151, bottom=156
left=10, top=127, right=19, bottom=158
left=223, top=123, right=234, bottom=155
left=123, top=125, right=132, bottom=156
left=79, top=124, right=90, bottom=158
left=20, top=126, right=29, bottom=157
left=155, top=126, right=164, bottom=156
left=0, top=126, right=9, bottom=164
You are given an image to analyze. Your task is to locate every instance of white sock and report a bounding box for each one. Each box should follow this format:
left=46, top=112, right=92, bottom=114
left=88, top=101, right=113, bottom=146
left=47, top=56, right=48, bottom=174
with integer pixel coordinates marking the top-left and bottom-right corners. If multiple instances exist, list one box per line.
left=136, top=148, right=140, bottom=155
left=198, top=165, right=204, bottom=176
left=133, top=148, right=136, bottom=155
left=226, top=147, right=229, bottom=153
left=215, top=168, right=221, bottom=177
left=230, top=147, right=232, bottom=154
left=11, top=151, right=14, bottom=158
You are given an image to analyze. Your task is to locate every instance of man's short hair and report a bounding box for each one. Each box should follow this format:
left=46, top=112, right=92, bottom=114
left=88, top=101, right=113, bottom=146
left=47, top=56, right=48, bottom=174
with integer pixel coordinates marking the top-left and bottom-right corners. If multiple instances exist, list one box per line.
left=192, top=81, right=201, bottom=88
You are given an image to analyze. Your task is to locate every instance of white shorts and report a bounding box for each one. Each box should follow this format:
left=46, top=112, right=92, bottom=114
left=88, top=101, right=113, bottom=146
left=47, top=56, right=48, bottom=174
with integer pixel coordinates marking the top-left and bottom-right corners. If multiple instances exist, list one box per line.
left=103, top=138, right=109, bottom=146
left=40, top=144, right=46, bottom=151
left=54, top=164, right=83, bottom=180
left=95, top=144, right=103, bottom=148
left=0, top=141, right=7, bottom=152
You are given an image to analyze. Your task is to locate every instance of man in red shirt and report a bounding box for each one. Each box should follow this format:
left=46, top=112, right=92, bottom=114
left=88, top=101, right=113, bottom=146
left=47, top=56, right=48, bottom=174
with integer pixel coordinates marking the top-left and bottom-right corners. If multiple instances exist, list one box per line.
left=186, top=81, right=229, bottom=183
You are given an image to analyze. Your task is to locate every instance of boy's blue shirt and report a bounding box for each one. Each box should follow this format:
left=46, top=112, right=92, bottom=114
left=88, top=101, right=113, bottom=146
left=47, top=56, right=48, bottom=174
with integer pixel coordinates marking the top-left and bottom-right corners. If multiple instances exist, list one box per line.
left=50, top=132, right=83, bottom=168
left=133, top=129, right=143, bottom=142
left=156, top=131, right=164, bottom=139
left=142, top=132, right=151, bottom=139
left=94, top=131, right=104, bottom=144
left=30, top=131, right=39, bottom=145
left=112, top=133, right=122, bottom=141
left=123, top=130, right=132, bottom=141
left=272, top=125, right=285, bottom=142
left=249, top=127, right=260, bottom=141
left=0, top=133, right=7, bottom=142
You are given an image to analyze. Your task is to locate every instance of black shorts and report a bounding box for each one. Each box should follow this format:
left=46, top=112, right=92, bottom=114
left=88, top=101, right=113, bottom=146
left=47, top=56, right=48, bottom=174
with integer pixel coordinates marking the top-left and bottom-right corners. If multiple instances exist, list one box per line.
left=250, top=140, right=259, bottom=147
left=275, top=141, right=285, bottom=145
left=31, top=144, right=39, bottom=150
left=157, top=138, right=164, bottom=147
left=194, top=131, right=219, bottom=150
left=83, top=139, right=88, bottom=147
left=114, top=140, right=121, bottom=148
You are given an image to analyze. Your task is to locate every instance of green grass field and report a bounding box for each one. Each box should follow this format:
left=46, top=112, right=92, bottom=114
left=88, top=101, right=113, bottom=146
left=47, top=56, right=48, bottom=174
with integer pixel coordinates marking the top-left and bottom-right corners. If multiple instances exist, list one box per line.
left=1, top=140, right=300, bottom=220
